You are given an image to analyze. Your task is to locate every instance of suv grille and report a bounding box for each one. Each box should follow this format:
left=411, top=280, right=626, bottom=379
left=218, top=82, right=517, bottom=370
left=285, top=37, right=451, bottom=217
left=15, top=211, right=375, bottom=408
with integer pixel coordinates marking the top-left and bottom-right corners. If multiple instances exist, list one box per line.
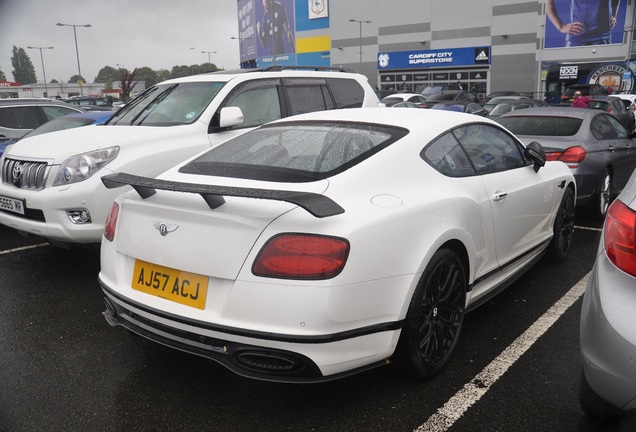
left=2, top=158, right=50, bottom=190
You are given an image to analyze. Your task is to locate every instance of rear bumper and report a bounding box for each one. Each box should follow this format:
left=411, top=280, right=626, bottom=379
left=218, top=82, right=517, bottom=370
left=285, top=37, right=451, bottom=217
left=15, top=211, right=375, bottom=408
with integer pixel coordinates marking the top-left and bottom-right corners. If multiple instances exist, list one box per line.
left=580, top=252, right=636, bottom=411
left=100, top=280, right=403, bottom=383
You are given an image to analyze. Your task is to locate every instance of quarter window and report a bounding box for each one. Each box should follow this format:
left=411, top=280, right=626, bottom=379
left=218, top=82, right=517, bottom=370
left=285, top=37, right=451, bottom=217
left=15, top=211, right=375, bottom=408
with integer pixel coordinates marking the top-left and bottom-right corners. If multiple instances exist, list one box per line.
left=591, top=114, right=621, bottom=140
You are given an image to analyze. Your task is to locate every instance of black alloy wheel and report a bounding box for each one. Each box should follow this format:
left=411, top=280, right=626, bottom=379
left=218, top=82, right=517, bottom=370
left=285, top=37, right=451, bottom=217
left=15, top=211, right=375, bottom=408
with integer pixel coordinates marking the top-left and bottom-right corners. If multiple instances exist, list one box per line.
left=548, top=187, right=576, bottom=262
left=396, top=248, right=466, bottom=380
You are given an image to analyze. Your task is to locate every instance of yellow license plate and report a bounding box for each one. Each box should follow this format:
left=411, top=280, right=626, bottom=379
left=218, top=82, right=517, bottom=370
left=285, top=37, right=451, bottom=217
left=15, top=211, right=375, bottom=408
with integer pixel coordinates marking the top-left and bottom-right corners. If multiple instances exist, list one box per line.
left=132, top=260, right=208, bottom=310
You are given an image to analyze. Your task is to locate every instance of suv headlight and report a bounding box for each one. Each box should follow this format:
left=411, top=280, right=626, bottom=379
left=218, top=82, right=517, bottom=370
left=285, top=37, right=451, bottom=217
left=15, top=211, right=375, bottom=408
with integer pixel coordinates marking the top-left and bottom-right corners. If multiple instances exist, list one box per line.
left=53, top=147, right=119, bottom=186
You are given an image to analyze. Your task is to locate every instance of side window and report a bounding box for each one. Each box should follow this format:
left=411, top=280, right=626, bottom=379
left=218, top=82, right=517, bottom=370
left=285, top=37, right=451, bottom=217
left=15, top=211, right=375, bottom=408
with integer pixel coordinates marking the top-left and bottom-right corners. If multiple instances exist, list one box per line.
left=422, top=131, right=475, bottom=177
left=325, top=78, right=365, bottom=108
left=42, top=106, right=79, bottom=121
left=224, top=83, right=282, bottom=129
left=285, top=86, right=328, bottom=115
left=591, top=115, right=619, bottom=140
left=0, top=107, right=41, bottom=129
left=605, top=115, right=630, bottom=139
left=453, top=124, right=527, bottom=174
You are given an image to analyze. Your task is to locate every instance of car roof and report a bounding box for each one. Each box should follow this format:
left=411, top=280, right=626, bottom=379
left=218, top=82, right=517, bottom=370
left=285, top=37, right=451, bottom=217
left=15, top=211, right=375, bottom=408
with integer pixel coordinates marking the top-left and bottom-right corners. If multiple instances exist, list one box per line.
left=267, top=107, right=498, bottom=134
left=497, top=106, right=598, bottom=119
left=158, top=68, right=367, bottom=86
left=0, top=98, right=79, bottom=107
left=382, top=93, right=422, bottom=100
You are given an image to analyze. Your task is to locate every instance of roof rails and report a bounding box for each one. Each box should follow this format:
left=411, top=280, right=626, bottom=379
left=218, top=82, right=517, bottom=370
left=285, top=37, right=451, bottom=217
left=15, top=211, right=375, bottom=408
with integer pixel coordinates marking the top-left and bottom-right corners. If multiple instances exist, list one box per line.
left=261, top=65, right=354, bottom=73
left=204, top=65, right=356, bottom=75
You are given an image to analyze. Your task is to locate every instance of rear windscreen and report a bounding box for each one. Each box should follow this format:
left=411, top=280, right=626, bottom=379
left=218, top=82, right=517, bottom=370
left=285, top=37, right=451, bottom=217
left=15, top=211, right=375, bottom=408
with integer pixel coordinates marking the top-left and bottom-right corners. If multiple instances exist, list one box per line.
left=498, top=116, right=583, bottom=136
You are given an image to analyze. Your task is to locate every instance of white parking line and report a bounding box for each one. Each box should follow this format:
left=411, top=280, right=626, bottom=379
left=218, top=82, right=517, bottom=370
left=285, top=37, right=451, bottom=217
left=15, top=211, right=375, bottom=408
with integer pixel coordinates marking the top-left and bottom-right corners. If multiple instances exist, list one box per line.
left=0, top=243, right=49, bottom=255
left=574, top=225, right=603, bottom=232
left=414, top=272, right=591, bottom=432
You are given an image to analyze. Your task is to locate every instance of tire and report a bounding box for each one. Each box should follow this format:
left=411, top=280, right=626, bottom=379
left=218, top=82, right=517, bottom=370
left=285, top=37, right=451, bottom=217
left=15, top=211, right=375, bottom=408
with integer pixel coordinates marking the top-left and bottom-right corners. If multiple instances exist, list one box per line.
left=590, top=170, right=612, bottom=220
left=396, top=248, right=466, bottom=380
left=548, top=187, right=575, bottom=262
left=579, top=369, right=622, bottom=422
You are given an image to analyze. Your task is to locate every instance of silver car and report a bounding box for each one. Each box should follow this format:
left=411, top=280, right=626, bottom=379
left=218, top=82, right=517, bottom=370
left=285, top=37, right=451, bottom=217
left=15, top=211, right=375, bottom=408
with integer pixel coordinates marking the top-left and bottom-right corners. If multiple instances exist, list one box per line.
left=579, top=168, right=636, bottom=420
left=498, top=107, right=636, bottom=219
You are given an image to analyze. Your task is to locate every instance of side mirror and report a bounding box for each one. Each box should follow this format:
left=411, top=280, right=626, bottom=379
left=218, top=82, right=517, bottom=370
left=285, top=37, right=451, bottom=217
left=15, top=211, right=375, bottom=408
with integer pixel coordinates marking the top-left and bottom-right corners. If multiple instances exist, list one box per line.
left=218, top=106, right=244, bottom=128
left=524, top=141, right=546, bottom=172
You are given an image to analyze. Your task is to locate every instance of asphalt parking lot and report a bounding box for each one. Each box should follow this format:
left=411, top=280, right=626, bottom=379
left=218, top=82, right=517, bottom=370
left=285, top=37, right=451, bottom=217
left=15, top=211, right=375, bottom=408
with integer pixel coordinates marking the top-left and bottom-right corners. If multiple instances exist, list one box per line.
left=0, top=214, right=635, bottom=432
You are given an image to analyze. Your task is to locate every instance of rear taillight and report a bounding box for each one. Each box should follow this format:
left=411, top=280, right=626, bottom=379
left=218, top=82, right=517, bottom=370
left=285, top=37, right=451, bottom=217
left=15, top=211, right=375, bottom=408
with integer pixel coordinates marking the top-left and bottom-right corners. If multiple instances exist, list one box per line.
left=604, top=200, right=636, bottom=276
left=546, top=146, right=586, bottom=168
left=103, top=202, right=119, bottom=242
left=252, top=234, right=349, bottom=279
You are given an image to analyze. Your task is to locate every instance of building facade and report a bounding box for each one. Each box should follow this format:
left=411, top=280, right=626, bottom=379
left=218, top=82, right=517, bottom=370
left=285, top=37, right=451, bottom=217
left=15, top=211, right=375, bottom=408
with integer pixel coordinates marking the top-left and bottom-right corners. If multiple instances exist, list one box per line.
left=237, top=0, right=636, bottom=98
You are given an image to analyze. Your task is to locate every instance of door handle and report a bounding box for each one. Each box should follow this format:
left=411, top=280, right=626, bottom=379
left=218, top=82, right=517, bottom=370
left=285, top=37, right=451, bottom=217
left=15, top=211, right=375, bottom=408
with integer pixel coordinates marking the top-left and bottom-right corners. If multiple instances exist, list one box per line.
left=493, top=191, right=508, bottom=201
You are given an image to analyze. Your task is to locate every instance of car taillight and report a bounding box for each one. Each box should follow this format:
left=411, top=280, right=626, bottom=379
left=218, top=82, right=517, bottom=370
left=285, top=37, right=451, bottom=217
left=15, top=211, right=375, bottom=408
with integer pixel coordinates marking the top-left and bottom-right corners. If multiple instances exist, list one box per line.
left=604, top=199, right=636, bottom=276
left=103, top=202, right=119, bottom=242
left=253, top=233, right=349, bottom=279
left=547, top=146, right=586, bottom=168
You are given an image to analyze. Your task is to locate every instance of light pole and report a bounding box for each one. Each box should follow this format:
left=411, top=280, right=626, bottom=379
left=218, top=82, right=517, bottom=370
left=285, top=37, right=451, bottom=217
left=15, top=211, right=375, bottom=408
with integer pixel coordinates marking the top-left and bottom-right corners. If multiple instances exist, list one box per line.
left=231, top=37, right=246, bottom=68
left=201, top=50, right=217, bottom=72
left=27, top=46, right=54, bottom=98
left=56, top=22, right=92, bottom=96
left=349, top=18, right=371, bottom=71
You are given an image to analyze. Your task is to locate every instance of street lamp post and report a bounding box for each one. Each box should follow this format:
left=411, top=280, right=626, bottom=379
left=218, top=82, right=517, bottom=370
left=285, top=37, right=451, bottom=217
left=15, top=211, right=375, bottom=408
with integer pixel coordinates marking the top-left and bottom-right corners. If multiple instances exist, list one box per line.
left=56, top=22, right=91, bottom=96
left=349, top=18, right=371, bottom=71
left=27, top=46, right=54, bottom=98
left=231, top=37, right=251, bottom=68
left=201, top=50, right=217, bottom=72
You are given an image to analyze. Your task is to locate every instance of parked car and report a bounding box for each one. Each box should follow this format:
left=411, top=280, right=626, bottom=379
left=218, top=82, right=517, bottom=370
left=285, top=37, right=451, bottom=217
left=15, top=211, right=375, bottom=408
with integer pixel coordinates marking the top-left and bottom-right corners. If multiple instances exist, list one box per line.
left=390, top=101, right=421, bottom=108
left=98, top=107, right=575, bottom=383
left=487, top=99, right=547, bottom=120
left=579, top=167, right=636, bottom=421
left=430, top=101, right=487, bottom=116
left=560, top=84, right=607, bottom=106
left=497, top=107, right=636, bottom=219
left=0, top=98, right=83, bottom=144
left=419, top=84, right=462, bottom=98
left=64, top=96, right=116, bottom=111
left=587, top=95, right=636, bottom=133
left=420, top=90, right=478, bottom=108
left=614, top=93, right=636, bottom=113
left=483, top=96, right=539, bottom=113
left=380, top=93, right=427, bottom=107
left=0, top=67, right=380, bottom=248
left=483, top=91, right=521, bottom=103
left=0, top=111, right=113, bottom=157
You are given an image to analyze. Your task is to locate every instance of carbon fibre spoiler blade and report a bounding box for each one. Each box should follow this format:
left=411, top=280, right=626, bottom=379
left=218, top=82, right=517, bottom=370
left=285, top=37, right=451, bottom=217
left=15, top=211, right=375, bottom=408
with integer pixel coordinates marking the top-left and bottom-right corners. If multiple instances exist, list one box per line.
left=101, top=173, right=344, bottom=218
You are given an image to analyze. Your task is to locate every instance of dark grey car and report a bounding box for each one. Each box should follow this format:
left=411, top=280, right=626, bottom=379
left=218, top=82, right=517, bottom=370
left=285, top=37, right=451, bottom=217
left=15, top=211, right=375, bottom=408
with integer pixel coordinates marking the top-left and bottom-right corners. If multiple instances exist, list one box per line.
left=0, top=98, right=83, bottom=143
left=498, top=107, right=636, bottom=218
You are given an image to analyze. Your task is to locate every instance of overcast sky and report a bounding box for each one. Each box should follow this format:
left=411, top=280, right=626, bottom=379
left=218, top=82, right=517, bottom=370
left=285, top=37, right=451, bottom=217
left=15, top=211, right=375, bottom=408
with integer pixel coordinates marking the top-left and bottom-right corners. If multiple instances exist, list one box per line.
left=0, top=0, right=241, bottom=83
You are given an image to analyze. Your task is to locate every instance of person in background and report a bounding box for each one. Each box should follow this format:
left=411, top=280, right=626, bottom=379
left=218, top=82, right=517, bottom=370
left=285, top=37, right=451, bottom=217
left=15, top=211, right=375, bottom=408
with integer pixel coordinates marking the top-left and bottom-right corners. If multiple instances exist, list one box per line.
left=571, top=90, right=590, bottom=108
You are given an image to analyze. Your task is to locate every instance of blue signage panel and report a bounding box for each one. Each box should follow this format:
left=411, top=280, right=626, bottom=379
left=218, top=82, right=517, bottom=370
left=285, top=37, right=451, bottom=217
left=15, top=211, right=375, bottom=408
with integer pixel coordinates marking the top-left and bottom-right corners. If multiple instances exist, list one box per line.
left=378, top=47, right=491, bottom=70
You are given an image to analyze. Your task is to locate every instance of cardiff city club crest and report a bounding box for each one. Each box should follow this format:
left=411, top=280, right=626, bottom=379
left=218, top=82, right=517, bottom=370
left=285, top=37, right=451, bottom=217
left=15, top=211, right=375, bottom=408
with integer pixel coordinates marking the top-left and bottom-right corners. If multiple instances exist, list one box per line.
left=378, top=53, right=390, bottom=68
left=308, top=0, right=328, bottom=19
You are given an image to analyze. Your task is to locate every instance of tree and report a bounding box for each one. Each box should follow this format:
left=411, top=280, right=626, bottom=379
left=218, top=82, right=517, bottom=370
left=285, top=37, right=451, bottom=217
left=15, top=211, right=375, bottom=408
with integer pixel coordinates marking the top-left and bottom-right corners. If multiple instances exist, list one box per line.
left=94, top=66, right=121, bottom=83
left=156, top=69, right=171, bottom=83
left=11, top=46, right=36, bottom=84
left=0, top=68, right=6, bottom=81
left=134, top=66, right=158, bottom=88
left=170, top=65, right=193, bottom=79
left=120, top=68, right=138, bottom=102
left=68, top=74, right=86, bottom=84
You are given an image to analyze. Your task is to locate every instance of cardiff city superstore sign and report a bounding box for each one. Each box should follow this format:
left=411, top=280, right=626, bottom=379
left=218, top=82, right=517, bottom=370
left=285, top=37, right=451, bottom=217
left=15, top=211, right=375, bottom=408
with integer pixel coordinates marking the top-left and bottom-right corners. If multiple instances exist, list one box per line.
left=377, top=47, right=491, bottom=70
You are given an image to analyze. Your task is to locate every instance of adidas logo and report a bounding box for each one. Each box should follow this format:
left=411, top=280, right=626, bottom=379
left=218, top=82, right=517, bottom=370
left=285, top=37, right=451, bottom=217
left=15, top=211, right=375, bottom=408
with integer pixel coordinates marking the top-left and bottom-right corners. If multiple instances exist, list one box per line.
left=476, top=50, right=489, bottom=61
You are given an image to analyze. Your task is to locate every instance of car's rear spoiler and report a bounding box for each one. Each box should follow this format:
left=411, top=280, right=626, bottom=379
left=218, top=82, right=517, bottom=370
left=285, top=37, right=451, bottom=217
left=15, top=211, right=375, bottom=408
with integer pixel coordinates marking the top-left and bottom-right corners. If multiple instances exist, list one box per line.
left=101, top=173, right=344, bottom=218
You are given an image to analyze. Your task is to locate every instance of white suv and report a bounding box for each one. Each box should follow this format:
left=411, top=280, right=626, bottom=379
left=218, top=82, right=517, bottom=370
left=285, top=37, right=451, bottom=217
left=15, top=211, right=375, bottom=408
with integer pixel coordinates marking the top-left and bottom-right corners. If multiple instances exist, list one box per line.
left=0, top=67, right=380, bottom=247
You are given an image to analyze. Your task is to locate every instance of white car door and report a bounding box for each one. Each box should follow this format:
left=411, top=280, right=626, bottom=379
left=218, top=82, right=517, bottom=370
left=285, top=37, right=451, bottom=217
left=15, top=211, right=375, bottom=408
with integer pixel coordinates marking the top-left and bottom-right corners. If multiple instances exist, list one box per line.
left=456, top=124, right=556, bottom=267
